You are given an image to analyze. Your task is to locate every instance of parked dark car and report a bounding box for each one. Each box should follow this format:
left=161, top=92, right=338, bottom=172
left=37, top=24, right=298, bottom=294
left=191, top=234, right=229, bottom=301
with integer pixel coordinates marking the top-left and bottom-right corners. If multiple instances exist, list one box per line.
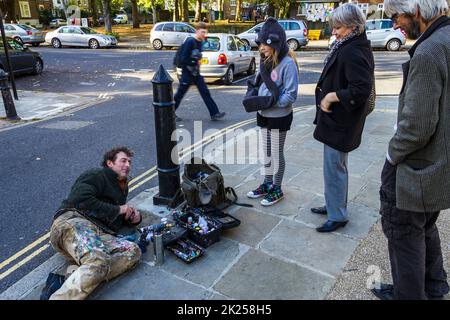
left=0, top=38, right=44, bottom=75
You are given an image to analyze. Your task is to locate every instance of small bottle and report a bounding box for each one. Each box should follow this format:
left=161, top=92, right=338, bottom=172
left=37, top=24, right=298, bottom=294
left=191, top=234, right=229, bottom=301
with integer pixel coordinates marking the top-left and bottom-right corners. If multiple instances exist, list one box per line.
left=187, top=217, right=193, bottom=225
left=153, top=233, right=164, bottom=266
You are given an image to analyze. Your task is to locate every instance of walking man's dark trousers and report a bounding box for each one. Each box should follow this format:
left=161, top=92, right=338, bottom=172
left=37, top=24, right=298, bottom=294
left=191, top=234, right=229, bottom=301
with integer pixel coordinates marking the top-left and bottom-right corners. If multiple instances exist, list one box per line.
left=380, top=160, right=449, bottom=299
left=174, top=67, right=220, bottom=117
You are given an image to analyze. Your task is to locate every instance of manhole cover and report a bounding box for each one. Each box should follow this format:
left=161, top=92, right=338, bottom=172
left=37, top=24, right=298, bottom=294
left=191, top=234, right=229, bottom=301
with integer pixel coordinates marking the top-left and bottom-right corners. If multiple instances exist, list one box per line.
left=38, top=120, right=95, bottom=130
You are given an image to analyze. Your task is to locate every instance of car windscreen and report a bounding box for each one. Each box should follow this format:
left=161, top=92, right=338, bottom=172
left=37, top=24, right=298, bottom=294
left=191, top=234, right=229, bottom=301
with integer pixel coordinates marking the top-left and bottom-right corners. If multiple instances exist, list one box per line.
left=202, top=37, right=220, bottom=51
left=80, top=27, right=98, bottom=34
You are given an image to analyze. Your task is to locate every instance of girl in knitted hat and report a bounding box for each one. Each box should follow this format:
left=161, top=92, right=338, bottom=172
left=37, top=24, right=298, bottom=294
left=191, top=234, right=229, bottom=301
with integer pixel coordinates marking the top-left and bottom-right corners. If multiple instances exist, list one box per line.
left=246, top=17, right=299, bottom=206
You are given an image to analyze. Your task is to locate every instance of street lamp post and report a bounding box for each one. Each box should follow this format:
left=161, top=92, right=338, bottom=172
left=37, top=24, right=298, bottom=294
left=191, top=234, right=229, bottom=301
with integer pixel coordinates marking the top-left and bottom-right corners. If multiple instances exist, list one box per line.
left=0, top=8, right=18, bottom=100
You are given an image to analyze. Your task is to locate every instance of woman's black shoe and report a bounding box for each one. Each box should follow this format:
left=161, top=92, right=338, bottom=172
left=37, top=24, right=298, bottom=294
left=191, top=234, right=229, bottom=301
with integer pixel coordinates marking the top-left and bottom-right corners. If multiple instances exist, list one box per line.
left=310, top=206, right=327, bottom=215
left=316, top=220, right=348, bottom=232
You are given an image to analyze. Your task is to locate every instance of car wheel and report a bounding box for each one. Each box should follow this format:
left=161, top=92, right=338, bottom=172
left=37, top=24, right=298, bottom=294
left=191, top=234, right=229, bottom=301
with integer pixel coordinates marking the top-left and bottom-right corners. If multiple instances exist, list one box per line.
left=51, top=38, right=62, bottom=48
left=14, top=37, right=23, bottom=45
left=152, top=39, right=163, bottom=50
left=386, top=38, right=401, bottom=51
left=223, top=66, right=234, bottom=85
left=287, top=39, right=299, bottom=51
left=247, top=59, right=256, bottom=75
left=32, top=58, right=43, bottom=75
left=89, top=39, right=100, bottom=49
left=32, top=43, right=40, bottom=47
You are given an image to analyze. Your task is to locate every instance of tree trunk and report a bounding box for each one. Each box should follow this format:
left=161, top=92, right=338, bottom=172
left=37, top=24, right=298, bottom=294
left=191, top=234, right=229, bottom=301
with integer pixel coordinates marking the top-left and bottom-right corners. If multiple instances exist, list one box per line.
left=151, top=0, right=157, bottom=25
left=235, top=0, right=242, bottom=21
left=4, top=0, right=17, bottom=23
left=182, top=0, right=189, bottom=22
left=218, top=0, right=224, bottom=20
left=89, top=0, right=98, bottom=26
left=130, top=0, right=139, bottom=28
left=101, top=0, right=112, bottom=33
left=195, top=0, right=202, bottom=22
left=173, top=0, right=179, bottom=21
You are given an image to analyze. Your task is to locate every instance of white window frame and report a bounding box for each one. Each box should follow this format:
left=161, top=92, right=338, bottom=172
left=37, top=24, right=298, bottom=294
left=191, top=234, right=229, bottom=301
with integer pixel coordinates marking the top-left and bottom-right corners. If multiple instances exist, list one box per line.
left=230, top=0, right=237, bottom=7
left=19, top=1, right=32, bottom=18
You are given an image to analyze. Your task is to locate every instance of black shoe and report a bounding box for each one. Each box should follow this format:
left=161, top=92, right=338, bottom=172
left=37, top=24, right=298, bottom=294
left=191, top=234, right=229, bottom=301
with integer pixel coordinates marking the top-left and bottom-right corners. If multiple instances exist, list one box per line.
left=311, top=206, right=327, bottom=215
left=175, top=115, right=182, bottom=122
left=371, top=283, right=394, bottom=300
left=316, top=220, right=348, bottom=233
left=40, top=272, right=66, bottom=300
left=211, top=112, right=226, bottom=121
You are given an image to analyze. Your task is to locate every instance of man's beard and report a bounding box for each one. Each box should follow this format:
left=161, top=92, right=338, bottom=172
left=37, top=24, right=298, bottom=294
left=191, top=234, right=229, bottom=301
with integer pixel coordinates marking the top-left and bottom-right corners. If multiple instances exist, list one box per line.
left=404, top=18, right=421, bottom=40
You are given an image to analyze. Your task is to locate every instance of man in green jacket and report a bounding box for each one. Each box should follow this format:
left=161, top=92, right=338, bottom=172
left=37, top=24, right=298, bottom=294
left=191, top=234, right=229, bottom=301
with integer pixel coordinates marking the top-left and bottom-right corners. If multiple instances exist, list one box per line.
left=43, top=146, right=142, bottom=300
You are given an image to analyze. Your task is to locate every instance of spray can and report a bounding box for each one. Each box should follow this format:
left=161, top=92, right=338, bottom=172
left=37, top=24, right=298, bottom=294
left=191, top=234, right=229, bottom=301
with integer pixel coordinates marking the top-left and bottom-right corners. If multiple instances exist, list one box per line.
left=153, top=233, right=164, bottom=266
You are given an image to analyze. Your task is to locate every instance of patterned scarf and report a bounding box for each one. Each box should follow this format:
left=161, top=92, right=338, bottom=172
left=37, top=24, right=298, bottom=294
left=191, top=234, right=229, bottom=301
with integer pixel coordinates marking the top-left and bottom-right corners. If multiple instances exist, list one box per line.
left=324, top=28, right=361, bottom=66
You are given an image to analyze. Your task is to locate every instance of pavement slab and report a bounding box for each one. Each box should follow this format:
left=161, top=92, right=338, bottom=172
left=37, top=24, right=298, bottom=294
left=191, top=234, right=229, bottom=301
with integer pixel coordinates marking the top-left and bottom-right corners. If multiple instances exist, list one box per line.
left=213, top=249, right=335, bottom=300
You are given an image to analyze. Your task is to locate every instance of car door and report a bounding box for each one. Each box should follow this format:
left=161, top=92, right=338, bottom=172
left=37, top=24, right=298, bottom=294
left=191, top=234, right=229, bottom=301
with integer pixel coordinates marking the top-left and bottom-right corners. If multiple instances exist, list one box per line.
left=226, top=36, right=240, bottom=73
left=4, top=25, right=17, bottom=38
left=71, top=27, right=87, bottom=46
left=173, top=24, right=189, bottom=46
left=380, top=20, right=395, bottom=44
left=57, top=27, right=71, bottom=45
left=234, top=37, right=249, bottom=73
left=365, top=20, right=384, bottom=46
left=6, top=39, right=35, bottom=73
left=161, top=23, right=176, bottom=46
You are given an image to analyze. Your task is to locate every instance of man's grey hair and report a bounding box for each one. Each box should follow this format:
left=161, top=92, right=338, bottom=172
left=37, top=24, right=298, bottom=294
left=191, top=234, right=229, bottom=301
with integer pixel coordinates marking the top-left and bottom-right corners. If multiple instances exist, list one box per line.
left=330, top=3, right=367, bottom=33
left=384, top=0, right=449, bottom=22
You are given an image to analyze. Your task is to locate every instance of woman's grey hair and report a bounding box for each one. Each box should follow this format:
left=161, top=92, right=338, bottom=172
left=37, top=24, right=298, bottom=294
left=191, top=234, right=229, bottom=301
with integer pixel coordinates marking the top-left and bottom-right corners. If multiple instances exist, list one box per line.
left=330, top=3, right=367, bottom=33
left=385, top=0, right=449, bottom=22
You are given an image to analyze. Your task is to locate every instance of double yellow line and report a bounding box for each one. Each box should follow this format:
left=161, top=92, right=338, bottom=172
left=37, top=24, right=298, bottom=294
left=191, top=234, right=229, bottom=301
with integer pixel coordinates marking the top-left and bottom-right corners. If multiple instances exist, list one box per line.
left=0, top=117, right=257, bottom=281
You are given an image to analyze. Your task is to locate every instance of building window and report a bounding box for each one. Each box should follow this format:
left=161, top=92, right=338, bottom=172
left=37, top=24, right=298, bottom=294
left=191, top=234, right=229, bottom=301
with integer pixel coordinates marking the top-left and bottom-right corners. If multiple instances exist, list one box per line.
left=19, top=1, right=32, bottom=18
left=230, top=0, right=236, bottom=7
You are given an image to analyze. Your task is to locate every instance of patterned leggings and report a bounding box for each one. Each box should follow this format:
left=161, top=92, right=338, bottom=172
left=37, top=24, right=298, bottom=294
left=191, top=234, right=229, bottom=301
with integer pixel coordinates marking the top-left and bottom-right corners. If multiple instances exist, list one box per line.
left=261, top=128, right=288, bottom=187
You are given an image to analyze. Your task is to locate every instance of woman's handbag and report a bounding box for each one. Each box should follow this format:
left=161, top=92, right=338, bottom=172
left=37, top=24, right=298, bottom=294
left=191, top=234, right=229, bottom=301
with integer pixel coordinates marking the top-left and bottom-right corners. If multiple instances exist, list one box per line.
left=366, top=76, right=376, bottom=115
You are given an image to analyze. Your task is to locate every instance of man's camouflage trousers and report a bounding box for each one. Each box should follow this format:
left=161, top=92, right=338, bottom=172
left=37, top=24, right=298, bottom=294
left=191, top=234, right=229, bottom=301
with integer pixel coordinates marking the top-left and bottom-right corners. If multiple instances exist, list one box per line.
left=49, top=210, right=141, bottom=300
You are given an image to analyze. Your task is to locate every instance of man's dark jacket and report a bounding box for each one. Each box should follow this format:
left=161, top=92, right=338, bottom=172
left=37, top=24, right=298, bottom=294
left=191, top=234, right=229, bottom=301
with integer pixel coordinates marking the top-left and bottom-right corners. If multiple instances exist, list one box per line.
left=180, top=37, right=202, bottom=67
left=55, top=167, right=130, bottom=234
left=313, top=32, right=375, bottom=153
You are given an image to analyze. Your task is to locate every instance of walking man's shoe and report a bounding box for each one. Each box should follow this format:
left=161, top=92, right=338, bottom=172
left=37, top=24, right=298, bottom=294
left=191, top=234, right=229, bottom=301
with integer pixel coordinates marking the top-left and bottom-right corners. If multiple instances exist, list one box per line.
left=371, top=283, right=394, bottom=300
left=211, top=112, right=226, bottom=121
left=310, top=206, right=327, bottom=215
left=175, top=114, right=183, bottom=122
left=316, top=220, right=348, bottom=233
left=40, top=272, right=66, bottom=300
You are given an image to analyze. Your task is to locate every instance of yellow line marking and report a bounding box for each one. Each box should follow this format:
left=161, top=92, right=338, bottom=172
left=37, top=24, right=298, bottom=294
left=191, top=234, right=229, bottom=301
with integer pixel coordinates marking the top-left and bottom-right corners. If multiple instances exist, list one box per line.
left=0, top=244, right=50, bottom=281
left=0, top=233, right=50, bottom=271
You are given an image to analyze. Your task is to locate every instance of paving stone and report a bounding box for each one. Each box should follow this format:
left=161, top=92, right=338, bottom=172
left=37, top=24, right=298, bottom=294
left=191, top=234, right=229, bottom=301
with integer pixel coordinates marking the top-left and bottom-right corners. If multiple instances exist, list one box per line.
left=161, top=238, right=241, bottom=288
left=352, top=182, right=382, bottom=210
left=259, top=220, right=359, bottom=277
left=89, top=263, right=211, bottom=300
left=213, top=249, right=335, bottom=299
left=222, top=207, right=281, bottom=247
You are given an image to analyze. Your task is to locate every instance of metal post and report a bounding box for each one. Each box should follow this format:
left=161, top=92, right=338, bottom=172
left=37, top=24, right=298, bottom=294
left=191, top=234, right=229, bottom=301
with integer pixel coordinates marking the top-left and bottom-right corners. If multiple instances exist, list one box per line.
left=0, top=69, right=20, bottom=120
left=152, top=64, right=183, bottom=208
left=0, top=9, right=18, bottom=100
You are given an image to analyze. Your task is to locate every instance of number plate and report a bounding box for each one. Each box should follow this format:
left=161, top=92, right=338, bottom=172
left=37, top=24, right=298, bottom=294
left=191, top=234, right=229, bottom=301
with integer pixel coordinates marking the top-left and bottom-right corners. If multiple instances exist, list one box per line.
left=200, top=58, right=209, bottom=65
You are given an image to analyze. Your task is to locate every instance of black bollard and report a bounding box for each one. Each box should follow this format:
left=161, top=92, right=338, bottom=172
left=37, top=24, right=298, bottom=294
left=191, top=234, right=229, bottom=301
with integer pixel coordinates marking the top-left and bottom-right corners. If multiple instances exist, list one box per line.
left=0, top=69, right=20, bottom=120
left=152, top=64, right=183, bottom=208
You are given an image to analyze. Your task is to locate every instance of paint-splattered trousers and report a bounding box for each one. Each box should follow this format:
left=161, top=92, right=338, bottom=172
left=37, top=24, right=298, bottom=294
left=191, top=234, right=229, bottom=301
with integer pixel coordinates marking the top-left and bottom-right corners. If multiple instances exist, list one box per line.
left=49, top=210, right=141, bottom=300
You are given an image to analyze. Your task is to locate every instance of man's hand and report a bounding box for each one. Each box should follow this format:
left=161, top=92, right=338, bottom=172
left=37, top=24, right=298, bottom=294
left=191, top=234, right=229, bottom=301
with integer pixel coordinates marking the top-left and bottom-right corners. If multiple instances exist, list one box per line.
left=119, top=205, right=141, bottom=224
left=320, top=92, right=339, bottom=113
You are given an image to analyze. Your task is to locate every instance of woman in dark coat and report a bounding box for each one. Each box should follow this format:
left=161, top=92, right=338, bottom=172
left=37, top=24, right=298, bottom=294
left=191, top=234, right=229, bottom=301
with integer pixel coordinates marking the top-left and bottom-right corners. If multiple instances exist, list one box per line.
left=311, top=3, right=375, bottom=232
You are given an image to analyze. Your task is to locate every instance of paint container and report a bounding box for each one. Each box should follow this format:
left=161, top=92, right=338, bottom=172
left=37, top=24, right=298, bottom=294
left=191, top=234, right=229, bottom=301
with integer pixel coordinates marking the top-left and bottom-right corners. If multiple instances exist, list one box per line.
left=153, top=233, right=164, bottom=266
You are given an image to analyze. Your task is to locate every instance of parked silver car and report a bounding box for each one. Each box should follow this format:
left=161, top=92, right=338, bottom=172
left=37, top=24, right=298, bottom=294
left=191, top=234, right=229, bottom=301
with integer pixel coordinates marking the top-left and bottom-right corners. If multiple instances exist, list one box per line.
left=238, top=19, right=309, bottom=51
left=3, top=24, right=45, bottom=47
left=176, top=34, right=256, bottom=85
left=328, top=19, right=406, bottom=51
left=150, top=22, right=196, bottom=50
left=45, top=26, right=117, bottom=49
